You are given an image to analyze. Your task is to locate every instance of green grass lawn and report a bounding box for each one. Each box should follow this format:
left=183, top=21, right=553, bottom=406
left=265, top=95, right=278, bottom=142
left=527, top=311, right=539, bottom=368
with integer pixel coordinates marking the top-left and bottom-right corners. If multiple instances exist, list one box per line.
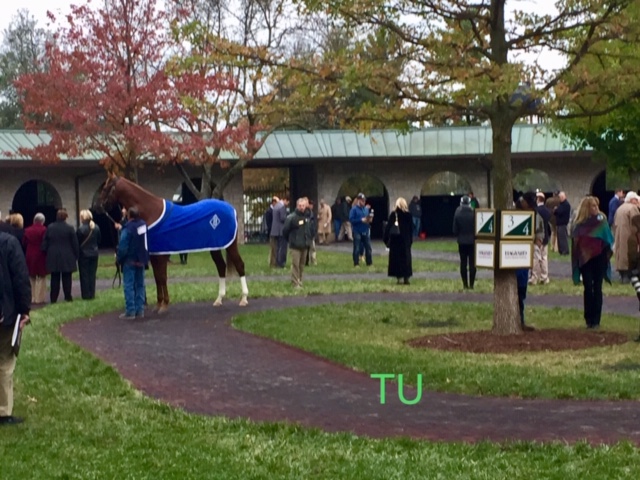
left=233, top=301, right=640, bottom=400
left=96, top=245, right=455, bottom=279
left=3, top=283, right=640, bottom=477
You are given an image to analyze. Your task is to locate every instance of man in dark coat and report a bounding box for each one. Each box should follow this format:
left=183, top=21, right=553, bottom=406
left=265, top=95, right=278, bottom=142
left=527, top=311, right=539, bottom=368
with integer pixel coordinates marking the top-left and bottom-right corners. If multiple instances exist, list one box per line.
left=554, top=191, right=571, bottom=255
left=41, top=208, right=79, bottom=303
left=0, top=231, right=31, bottom=425
left=383, top=198, right=413, bottom=284
left=452, top=195, right=476, bottom=289
left=283, top=198, right=313, bottom=288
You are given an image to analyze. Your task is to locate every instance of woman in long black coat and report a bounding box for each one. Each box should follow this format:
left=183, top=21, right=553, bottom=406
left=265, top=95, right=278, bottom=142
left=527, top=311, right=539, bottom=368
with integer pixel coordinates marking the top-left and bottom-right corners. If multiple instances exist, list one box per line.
left=77, top=209, right=102, bottom=300
left=383, top=197, right=414, bottom=284
left=42, top=208, right=79, bottom=303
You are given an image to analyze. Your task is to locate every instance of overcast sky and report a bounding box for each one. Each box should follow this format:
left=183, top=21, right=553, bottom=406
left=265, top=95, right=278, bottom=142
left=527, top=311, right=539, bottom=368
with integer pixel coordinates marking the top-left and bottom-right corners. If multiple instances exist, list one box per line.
left=0, top=0, right=566, bottom=73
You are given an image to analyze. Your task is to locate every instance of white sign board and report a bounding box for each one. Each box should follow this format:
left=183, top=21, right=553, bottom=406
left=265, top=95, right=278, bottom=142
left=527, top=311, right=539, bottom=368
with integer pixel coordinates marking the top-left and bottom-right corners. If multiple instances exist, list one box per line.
left=475, top=209, right=496, bottom=237
left=499, top=241, right=533, bottom=269
left=475, top=241, right=495, bottom=269
left=500, top=211, right=535, bottom=239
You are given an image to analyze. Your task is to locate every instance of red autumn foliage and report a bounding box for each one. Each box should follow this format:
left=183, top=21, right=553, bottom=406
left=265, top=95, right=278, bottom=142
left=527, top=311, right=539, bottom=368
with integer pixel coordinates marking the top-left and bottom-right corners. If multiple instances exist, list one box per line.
left=14, top=0, right=243, bottom=175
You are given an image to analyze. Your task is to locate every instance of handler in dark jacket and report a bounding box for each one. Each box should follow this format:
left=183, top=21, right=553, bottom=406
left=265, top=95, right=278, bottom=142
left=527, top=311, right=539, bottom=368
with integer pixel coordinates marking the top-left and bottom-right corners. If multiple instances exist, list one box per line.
left=383, top=197, right=413, bottom=284
left=116, top=207, right=149, bottom=319
left=453, top=196, right=476, bottom=289
left=0, top=231, right=31, bottom=425
left=76, top=210, right=102, bottom=300
left=42, top=208, right=79, bottom=303
left=283, top=198, right=313, bottom=288
left=554, top=191, right=571, bottom=255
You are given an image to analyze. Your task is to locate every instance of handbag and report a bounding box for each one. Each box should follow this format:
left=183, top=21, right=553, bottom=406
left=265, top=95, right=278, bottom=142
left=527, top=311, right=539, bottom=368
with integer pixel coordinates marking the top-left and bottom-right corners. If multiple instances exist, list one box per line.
left=389, top=213, right=401, bottom=236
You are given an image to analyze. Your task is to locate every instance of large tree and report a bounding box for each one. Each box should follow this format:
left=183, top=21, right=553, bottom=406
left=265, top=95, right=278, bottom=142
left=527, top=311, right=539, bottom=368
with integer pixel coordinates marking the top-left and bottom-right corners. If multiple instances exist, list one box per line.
left=293, top=0, right=640, bottom=334
left=0, top=9, right=49, bottom=129
left=14, top=0, right=236, bottom=183
left=168, top=0, right=308, bottom=199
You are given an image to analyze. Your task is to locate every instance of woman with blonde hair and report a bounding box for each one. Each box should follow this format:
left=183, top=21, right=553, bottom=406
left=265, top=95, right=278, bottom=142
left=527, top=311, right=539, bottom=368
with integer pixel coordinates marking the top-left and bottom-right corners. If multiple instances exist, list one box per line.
left=8, top=213, right=24, bottom=248
left=383, top=197, right=413, bottom=284
left=22, top=213, right=48, bottom=303
left=77, top=209, right=102, bottom=300
left=571, top=196, right=613, bottom=329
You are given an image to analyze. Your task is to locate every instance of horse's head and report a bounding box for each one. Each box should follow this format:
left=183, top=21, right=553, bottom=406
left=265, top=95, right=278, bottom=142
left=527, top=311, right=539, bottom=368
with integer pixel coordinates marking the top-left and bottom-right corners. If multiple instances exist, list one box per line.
left=95, top=172, right=120, bottom=213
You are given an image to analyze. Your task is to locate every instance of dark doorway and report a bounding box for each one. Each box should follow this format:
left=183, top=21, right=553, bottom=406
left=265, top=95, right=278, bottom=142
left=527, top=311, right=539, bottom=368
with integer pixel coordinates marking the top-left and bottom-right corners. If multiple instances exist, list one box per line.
left=12, top=180, right=62, bottom=227
left=591, top=170, right=613, bottom=216
left=421, top=195, right=463, bottom=237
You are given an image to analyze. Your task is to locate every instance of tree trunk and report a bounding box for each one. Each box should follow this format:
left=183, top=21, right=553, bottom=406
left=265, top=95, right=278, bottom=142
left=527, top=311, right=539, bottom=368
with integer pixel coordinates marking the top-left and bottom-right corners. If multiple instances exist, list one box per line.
left=211, top=158, right=250, bottom=200
left=491, top=115, right=522, bottom=335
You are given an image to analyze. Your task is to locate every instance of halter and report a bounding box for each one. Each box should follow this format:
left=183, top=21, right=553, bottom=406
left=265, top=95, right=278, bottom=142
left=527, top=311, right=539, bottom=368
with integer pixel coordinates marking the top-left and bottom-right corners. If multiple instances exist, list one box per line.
left=101, top=176, right=121, bottom=212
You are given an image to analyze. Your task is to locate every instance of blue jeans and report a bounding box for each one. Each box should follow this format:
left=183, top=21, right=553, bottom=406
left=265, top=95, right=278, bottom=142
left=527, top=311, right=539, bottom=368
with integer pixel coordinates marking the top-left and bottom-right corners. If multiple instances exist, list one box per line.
left=333, top=219, right=342, bottom=241
left=412, top=217, right=421, bottom=237
left=353, top=231, right=372, bottom=265
left=123, top=264, right=145, bottom=315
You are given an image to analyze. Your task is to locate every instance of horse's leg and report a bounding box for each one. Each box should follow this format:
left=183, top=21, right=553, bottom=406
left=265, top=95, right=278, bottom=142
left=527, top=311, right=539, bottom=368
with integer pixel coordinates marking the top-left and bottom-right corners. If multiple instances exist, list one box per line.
left=210, top=250, right=227, bottom=306
left=226, top=238, right=248, bottom=306
left=150, top=255, right=170, bottom=313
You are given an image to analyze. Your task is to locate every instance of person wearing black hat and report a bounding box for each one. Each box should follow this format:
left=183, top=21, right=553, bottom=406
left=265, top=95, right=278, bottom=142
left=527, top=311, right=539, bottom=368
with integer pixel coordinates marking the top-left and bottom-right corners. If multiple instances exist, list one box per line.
left=349, top=193, right=373, bottom=267
left=452, top=195, right=476, bottom=289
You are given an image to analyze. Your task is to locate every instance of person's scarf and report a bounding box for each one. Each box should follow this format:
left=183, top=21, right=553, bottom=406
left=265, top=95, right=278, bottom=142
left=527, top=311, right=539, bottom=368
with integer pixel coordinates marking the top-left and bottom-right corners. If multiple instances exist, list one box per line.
left=571, top=213, right=613, bottom=285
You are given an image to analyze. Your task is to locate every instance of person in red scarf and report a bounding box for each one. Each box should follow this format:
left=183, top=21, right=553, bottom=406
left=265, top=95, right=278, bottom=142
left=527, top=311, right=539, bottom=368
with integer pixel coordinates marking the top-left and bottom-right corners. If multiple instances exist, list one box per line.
left=571, top=196, right=613, bottom=329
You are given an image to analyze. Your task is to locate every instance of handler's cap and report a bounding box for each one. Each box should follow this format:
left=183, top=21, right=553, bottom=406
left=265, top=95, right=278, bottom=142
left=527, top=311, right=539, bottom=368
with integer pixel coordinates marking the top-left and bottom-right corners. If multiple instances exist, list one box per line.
left=536, top=191, right=546, bottom=200
left=460, top=195, right=471, bottom=206
left=356, top=192, right=366, bottom=200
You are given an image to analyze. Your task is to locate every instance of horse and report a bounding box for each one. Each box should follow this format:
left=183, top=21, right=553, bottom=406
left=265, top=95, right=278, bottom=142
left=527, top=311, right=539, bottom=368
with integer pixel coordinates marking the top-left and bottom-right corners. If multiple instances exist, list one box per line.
left=96, top=172, right=248, bottom=312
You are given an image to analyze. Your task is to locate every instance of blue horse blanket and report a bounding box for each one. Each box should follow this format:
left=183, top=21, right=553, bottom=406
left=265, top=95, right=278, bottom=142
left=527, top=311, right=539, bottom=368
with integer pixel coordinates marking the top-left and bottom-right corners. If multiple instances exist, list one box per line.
left=147, top=199, right=237, bottom=255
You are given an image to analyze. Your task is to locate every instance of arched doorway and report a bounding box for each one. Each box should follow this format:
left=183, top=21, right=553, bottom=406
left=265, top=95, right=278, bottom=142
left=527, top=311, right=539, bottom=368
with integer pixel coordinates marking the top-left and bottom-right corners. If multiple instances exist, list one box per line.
left=337, top=174, right=389, bottom=239
left=513, top=168, right=559, bottom=202
left=420, top=172, right=472, bottom=237
left=11, top=180, right=62, bottom=227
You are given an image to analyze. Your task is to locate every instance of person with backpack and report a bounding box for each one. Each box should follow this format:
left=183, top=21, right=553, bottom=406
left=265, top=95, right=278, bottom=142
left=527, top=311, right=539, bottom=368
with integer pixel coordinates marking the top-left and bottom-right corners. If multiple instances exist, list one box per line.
left=0, top=231, right=31, bottom=425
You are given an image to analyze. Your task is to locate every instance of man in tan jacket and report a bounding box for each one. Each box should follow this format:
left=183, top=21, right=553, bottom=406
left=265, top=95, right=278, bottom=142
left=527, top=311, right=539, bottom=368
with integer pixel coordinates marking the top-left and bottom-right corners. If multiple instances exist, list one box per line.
left=317, top=199, right=332, bottom=244
left=613, top=191, right=640, bottom=283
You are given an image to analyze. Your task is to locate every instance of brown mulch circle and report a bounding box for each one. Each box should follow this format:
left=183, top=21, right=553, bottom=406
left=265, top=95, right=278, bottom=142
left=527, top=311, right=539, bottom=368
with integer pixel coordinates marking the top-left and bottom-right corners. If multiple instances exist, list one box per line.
left=406, top=328, right=630, bottom=353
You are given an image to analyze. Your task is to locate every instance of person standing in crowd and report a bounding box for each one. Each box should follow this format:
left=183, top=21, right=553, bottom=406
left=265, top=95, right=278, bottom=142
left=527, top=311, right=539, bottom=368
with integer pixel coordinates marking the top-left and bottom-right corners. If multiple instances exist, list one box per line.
left=468, top=191, right=480, bottom=209
left=612, top=191, right=640, bottom=283
left=116, top=207, right=149, bottom=319
left=22, top=213, right=48, bottom=304
left=282, top=198, right=313, bottom=288
left=452, top=195, right=476, bottom=289
left=516, top=192, right=544, bottom=330
left=42, top=208, right=79, bottom=303
left=529, top=192, right=552, bottom=285
left=305, top=199, right=318, bottom=266
left=8, top=214, right=24, bottom=250
left=553, top=191, right=571, bottom=255
left=608, top=189, right=625, bottom=227
left=76, top=210, right=102, bottom=300
left=572, top=196, right=613, bottom=329
left=271, top=197, right=289, bottom=268
left=338, top=196, right=353, bottom=242
left=264, top=196, right=279, bottom=267
left=545, top=191, right=561, bottom=252
left=331, top=197, right=342, bottom=242
left=383, top=197, right=413, bottom=284
left=409, top=195, right=422, bottom=239
left=0, top=230, right=31, bottom=425
left=349, top=193, right=373, bottom=267
left=317, top=199, right=332, bottom=245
